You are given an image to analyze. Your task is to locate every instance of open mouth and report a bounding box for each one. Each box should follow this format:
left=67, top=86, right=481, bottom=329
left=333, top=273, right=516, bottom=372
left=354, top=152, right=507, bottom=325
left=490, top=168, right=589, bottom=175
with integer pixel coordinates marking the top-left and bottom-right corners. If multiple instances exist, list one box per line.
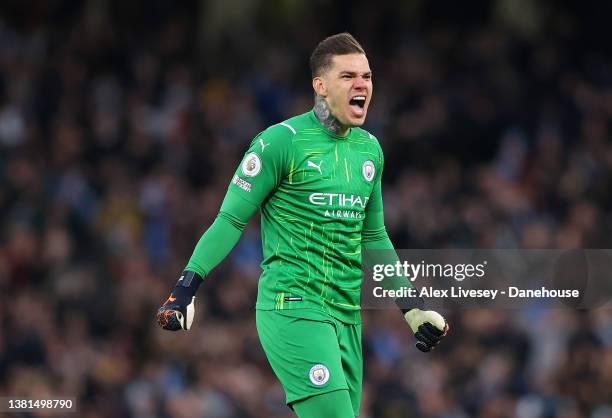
left=349, top=96, right=366, bottom=109
left=349, top=95, right=366, bottom=117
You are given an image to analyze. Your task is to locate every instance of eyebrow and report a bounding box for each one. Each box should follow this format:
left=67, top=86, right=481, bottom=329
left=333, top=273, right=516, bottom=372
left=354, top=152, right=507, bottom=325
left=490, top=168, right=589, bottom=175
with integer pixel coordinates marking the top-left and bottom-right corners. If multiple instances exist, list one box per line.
left=339, top=71, right=373, bottom=76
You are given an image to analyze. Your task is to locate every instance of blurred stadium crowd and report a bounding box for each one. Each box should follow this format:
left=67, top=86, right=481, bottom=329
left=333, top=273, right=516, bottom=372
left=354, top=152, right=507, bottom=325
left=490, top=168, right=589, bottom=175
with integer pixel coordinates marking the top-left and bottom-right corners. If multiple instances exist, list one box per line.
left=1, top=1, right=611, bottom=417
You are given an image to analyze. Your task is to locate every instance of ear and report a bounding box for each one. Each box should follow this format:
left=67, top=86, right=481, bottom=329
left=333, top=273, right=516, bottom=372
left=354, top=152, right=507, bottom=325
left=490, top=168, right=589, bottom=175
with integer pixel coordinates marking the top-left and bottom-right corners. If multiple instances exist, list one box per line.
left=312, top=76, right=327, bottom=97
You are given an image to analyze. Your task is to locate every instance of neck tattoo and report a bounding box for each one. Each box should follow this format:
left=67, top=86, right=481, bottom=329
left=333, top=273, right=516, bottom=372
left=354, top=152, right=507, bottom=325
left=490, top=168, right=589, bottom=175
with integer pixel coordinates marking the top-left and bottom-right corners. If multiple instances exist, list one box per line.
left=313, top=95, right=347, bottom=136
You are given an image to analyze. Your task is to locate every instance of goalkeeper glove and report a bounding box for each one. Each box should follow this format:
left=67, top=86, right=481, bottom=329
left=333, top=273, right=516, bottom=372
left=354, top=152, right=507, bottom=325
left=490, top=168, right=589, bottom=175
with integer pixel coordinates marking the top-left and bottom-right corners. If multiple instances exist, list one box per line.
left=404, top=308, right=449, bottom=352
left=156, top=271, right=203, bottom=331
left=396, top=296, right=449, bottom=352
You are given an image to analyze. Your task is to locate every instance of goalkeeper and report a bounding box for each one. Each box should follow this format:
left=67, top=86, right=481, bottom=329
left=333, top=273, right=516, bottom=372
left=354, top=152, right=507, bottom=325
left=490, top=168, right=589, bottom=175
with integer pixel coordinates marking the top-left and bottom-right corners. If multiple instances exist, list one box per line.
left=157, top=33, right=449, bottom=418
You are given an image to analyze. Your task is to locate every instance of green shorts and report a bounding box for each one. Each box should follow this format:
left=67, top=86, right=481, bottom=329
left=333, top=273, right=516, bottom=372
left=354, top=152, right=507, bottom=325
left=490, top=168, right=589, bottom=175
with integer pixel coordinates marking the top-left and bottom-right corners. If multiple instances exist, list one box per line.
left=256, top=308, right=362, bottom=415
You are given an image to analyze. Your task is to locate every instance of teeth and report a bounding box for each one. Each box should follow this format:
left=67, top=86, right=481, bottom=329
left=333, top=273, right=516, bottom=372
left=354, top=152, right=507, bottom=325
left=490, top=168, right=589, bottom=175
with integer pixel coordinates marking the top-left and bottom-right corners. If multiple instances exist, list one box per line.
left=352, top=96, right=366, bottom=101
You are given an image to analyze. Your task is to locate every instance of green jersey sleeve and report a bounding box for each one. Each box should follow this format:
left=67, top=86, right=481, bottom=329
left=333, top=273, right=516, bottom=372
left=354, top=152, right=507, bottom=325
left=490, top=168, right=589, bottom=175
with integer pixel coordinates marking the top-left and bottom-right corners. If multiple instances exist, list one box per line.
left=184, top=193, right=258, bottom=277
left=227, top=124, right=294, bottom=207
left=184, top=124, right=293, bottom=277
left=362, top=146, right=414, bottom=292
left=362, top=178, right=385, bottom=241
left=362, top=141, right=386, bottom=242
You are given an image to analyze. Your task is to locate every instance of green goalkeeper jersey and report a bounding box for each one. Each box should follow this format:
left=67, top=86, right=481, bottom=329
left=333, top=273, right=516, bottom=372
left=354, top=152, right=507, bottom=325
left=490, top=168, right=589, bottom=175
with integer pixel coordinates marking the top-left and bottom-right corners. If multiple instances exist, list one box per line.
left=226, top=111, right=384, bottom=324
left=185, top=110, right=397, bottom=324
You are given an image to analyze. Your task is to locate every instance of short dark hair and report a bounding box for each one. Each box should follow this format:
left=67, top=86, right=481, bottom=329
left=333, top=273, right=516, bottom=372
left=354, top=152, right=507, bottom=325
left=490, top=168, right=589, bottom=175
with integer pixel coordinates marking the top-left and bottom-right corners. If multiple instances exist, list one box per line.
left=310, top=32, right=366, bottom=77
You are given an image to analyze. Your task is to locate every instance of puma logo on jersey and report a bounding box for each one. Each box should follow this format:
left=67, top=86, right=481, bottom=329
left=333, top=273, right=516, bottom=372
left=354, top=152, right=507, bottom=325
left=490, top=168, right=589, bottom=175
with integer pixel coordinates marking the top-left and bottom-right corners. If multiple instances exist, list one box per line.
left=259, top=138, right=269, bottom=152
left=307, top=160, right=323, bottom=175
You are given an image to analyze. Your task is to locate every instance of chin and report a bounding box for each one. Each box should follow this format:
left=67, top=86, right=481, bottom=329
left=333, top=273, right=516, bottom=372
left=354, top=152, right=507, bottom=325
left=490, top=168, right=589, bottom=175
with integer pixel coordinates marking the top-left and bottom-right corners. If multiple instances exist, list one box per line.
left=347, top=116, right=367, bottom=127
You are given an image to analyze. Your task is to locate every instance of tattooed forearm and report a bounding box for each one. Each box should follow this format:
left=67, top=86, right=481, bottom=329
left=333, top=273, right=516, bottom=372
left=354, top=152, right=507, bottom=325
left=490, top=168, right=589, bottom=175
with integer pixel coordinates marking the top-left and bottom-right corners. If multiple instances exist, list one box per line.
left=313, top=95, right=347, bottom=136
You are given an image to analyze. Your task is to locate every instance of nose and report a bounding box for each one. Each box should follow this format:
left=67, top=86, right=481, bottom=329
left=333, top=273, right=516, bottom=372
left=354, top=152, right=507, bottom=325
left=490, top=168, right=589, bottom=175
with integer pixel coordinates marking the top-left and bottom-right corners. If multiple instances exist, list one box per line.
left=353, top=76, right=368, bottom=90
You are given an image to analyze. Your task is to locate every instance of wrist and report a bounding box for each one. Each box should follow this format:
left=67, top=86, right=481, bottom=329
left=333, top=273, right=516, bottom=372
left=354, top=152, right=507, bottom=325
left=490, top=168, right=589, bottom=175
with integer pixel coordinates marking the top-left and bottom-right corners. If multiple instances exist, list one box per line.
left=395, top=295, right=425, bottom=314
left=172, top=271, right=203, bottom=300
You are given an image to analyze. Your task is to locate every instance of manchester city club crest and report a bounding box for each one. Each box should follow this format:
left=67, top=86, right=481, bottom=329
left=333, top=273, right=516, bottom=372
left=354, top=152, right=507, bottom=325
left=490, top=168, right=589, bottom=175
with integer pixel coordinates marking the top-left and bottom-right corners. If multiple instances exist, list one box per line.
left=309, top=364, right=330, bottom=386
left=362, top=160, right=375, bottom=182
left=242, top=152, right=262, bottom=177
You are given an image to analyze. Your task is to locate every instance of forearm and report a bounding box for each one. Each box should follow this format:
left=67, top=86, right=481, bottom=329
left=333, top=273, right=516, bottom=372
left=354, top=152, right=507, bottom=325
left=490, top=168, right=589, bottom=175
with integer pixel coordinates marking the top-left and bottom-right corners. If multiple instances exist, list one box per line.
left=362, top=175, right=423, bottom=311
left=185, top=192, right=258, bottom=277
left=184, top=214, right=243, bottom=276
left=362, top=227, right=414, bottom=292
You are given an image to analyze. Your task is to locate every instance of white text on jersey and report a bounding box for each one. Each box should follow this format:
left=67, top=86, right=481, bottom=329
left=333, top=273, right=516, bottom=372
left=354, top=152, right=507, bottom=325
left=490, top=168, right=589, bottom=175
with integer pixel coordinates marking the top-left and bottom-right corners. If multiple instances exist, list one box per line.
left=309, top=193, right=369, bottom=209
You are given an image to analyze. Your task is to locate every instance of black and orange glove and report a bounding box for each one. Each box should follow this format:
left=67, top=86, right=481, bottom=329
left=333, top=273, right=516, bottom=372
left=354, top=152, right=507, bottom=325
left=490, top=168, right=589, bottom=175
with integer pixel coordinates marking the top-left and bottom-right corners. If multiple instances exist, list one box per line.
left=156, top=271, right=203, bottom=331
